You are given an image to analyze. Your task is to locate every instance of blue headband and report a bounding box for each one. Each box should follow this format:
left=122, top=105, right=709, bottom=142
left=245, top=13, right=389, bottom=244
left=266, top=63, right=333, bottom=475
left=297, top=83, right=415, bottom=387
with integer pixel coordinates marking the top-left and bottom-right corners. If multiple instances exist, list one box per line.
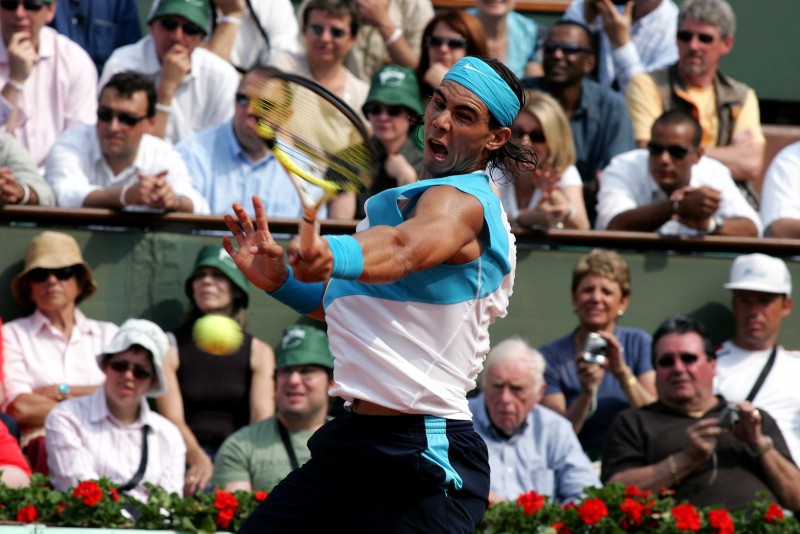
left=442, top=57, right=519, bottom=127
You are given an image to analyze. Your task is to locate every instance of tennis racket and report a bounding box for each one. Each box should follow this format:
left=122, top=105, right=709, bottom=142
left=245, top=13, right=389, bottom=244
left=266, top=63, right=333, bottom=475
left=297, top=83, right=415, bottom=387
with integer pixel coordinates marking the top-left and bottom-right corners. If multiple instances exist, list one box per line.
left=248, top=68, right=375, bottom=253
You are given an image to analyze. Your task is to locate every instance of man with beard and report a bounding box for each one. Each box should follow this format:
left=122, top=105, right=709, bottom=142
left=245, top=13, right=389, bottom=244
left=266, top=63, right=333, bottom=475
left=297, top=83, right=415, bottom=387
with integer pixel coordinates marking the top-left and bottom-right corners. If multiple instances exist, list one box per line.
left=595, top=109, right=758, bottom=236
left=523, top=20, right=634, bottom=223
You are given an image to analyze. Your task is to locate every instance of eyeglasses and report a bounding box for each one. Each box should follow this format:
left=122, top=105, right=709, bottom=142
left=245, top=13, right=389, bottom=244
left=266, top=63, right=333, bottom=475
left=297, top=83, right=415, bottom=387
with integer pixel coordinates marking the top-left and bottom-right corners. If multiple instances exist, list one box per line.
left=108, top=359, right=154, bottom=380
left=544, top=41, right=592, bottom=56
left=97, top=107, right=148, bottom=127
left=27, top=266, right=77, bottom=283
left=512, top=128, right=546, bottom=144
left=363, top=103, right=406, bottom=117
left=158, top=17, right=205, bottom=37
left=655, top=353, right=701, bottom=368
left=647, top=142, right=693, bottom=160
left=677, top=30, right=715, bottom=44
left=425, top=35, right=467, bottom=49
left=307, top=24, right=348, bottom=39
left=0, top=0, right=45, bottom=12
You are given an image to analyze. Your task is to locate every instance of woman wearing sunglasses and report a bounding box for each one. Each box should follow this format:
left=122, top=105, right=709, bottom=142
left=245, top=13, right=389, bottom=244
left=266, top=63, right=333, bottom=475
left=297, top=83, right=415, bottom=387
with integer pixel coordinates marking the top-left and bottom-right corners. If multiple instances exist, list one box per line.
left=45, top=319, right=185, bottom=502
left=415, top=10, right=487, bottom=107
left=538, top=250, right=656, bottom=461
left=156, top=244, right=275, bottom=496
left=2, top=231, right=118, bottom=462
left=496, top=90, right=590, bottom=230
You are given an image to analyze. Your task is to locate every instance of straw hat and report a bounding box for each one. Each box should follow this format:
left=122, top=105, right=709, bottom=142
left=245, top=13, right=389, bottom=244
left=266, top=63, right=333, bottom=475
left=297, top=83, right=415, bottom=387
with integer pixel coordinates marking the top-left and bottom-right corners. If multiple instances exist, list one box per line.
left=11, top=231, right=98, bottom=306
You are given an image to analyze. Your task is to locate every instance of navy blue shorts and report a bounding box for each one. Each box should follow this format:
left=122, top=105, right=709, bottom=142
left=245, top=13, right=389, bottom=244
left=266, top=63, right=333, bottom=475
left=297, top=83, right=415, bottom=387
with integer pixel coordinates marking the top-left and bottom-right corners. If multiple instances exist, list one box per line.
left=238, top=412, right=490, bottom=533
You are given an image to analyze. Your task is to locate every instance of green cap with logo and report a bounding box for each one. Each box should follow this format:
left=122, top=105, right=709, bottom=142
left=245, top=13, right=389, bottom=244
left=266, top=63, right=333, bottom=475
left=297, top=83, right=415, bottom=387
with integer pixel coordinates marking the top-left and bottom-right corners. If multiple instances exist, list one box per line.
left=148, top=0, right=210, bottom=34
left=276, top=324, right=334, bottom=370
left=363, top=65, right=424, bottom=116
left=185, top=244, right=249, bottom=307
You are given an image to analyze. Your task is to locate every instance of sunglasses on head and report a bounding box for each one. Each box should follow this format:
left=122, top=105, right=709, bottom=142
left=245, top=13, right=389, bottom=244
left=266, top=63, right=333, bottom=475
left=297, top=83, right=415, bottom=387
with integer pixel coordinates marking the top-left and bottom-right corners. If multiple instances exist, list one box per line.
left=647, top=142, right=693, bottom=160
left=307, top=23, right=348, bottom=39
left=425, top=35, right=467, bottom=49
left=0, top=0, right=45, bottom=12
left=27, top=266, right=77, bottom=283
left=544, top=41, right=591, bottom=56
left=677, top=30, right=715, bottom=44
left=656, top=353, right=701, bottom=368
left=512, top=128, right=546, bottom=144
left=158, top=17, right=205, bottom=37
left=109, top=359, right=154, bottom=380
left=97, top=107, right=148, bottom=127
left=363, top=103, right=406, bottom=117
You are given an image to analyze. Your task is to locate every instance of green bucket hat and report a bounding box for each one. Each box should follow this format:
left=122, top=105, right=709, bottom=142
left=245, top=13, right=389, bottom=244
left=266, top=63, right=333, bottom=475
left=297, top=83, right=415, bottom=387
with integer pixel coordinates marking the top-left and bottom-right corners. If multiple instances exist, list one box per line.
left=276, top=325, right=334, bottom=370
left=148, top=0, right=210, bottom=34
left=363, top=65, right=424, bottom=116
left=185, top=245, right=249, bottom=308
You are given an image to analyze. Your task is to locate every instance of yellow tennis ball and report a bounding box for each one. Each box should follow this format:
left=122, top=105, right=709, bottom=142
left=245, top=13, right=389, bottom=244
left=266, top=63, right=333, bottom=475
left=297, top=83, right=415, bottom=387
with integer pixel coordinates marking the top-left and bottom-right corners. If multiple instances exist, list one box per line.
left=192, top=315, right=244, bottom=356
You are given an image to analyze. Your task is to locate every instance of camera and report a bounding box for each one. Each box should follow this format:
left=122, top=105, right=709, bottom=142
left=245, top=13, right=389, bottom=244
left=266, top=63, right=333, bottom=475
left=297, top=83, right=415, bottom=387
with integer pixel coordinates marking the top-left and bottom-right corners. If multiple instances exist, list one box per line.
left=718, top=404, right=740, bottom=430
left=581, top=332, right=608, bottom=366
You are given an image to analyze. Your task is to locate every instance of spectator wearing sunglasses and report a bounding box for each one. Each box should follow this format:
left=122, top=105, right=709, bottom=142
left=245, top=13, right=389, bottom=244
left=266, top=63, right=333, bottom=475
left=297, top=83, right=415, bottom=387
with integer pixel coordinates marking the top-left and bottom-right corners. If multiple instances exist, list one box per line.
left=0, top=131, right=54, bottom=205
left=596, top=109, right=759, bottom=236
left=0, top=0, right=97, bottom=168
left=602, top=316, right=800, bottom=513
left=99, top=0, right=238, bottom=146
left=46, top=319, right=185, bottom=502
left=2, top=231, right=118, bottom=455
left=44, top=71, right=208, bottom=213
left=625, top=0, right=764, bottom=208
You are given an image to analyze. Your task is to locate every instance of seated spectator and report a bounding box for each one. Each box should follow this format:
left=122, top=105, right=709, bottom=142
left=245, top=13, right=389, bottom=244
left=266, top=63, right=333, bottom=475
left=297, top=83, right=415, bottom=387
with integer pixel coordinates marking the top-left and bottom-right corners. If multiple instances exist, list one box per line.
left=101, top=0, right=239, bottom=144
left=469, top=337, right=599, bottom=504
left=497, top=90, right=589, bottom=231
left=46, top=319, right=185, bottom=501
left=596, top=110, right=760, bottom=236
left=0, top=132, right=54, bottom=206
left=0, top=421, right=29, bottom=488
left=48, top=0, right=141, bottom=72
left=760, top=141, right=800, bottom=238
left=602, top=316, right=800, bottom=513
left=297, top=0, right=434, bottom=82
left=540, top=250, right=656, bottom=460
left=213, top=324, right=334, bottom=492
left=3, top=231, right=118, bottom=450
left=354, top=65, right=424, bottom=220
left=470, top=0, right=546, bottom=78
left=45, top=71, right=208, bottom=214
left=415, top=10, right=487, bottom=107
left=157, top=245, right=275, bottom=495
left=176, top=67, right=323, bottom=218
left=563, top=0, right=679, bottom=91
left=0, top=0, right=97, bottom=167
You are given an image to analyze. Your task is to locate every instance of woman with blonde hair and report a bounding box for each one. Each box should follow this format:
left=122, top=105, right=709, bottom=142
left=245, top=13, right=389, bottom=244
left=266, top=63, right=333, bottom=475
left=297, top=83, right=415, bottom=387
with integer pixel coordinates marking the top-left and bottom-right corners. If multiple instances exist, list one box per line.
left=498, top=90, right=590, bottom=230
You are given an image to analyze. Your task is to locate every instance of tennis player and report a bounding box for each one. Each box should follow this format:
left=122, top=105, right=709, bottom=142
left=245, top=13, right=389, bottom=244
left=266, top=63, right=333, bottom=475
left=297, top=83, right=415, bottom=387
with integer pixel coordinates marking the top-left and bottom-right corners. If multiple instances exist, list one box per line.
left=225, top=56, right=533, bottom=533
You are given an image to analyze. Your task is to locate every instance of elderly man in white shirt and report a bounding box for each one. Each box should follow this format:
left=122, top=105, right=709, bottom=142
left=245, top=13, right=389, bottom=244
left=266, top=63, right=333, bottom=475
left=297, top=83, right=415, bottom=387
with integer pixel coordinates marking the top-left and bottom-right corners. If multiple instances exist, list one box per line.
left=596, top=109, right=759, bottom=236
left=45, top=71, right=208, bottom=214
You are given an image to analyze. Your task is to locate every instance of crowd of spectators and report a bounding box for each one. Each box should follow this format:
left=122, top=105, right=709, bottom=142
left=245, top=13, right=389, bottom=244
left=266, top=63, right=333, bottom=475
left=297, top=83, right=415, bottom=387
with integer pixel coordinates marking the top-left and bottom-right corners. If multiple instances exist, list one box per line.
left=1, top=0, right=799, bottom=519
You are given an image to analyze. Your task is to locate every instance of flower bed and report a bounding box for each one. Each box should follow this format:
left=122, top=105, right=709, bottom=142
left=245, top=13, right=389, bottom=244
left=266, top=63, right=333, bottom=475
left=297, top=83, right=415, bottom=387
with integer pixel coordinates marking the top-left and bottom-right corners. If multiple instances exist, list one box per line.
left=2, top=476, right=798, bottom=532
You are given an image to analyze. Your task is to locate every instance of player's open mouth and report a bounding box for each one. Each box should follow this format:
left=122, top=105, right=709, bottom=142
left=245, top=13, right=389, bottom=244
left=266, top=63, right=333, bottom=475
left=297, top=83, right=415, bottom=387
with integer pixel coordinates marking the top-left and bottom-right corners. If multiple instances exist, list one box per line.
left=428, top=139, right=448, bottom=159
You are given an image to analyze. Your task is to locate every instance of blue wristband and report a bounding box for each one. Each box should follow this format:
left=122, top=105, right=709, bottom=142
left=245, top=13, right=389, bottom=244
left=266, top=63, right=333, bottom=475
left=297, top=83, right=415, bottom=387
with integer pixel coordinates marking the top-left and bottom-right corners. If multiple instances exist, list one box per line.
left=267, top=268, right=325, bottom=315
left=325, top=235, right=364, bottom=280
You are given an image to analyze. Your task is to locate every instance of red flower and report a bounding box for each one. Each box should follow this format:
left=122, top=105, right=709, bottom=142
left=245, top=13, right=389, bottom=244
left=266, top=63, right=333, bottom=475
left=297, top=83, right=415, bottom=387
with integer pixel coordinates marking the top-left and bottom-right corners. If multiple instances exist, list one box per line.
left=578, top=498, right=608, bottom=526
left=620, top=497, right=647, bottom=527
left=516, top=490, right=545, bottom=515
left=73, top=481, right=104, bottom=507
left=707, top=509, right=735, bottom=534
left=215, top=507, right=235, bottom=529
left=56, top=502, right=67, bottom=514
left=254, top=491, right=268, bottom=502
left=109, top=488, right=120, bottom=502
left=214, top=489, right=239, bottom=512
left=625, top=485, right=652, bottom=499
left=672, top=503, right=701, bottom=531
left=16, top=505, right=38, bottom=523
left=765, top=502, right=784, bottom=523
left=552, top=522, right=572, bottom=534
left=562, top=502, right=578, bottom=511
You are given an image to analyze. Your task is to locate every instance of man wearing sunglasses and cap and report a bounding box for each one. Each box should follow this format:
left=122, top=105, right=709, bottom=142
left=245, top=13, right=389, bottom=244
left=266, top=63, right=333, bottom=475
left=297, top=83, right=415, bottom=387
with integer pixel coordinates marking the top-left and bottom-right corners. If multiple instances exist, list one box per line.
left=99, top=0, right=238, bottom=146
left=596, top=109, right=759, bottom=236
left=602, top=316, right=800, bottom=513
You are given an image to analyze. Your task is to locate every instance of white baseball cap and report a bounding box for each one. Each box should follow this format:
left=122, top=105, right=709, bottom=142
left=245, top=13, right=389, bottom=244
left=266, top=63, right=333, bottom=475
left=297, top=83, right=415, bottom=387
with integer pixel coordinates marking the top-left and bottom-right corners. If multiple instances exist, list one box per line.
left=724, top=253, right=792, bottom=295
left=97, top=319, right=169, bottom=397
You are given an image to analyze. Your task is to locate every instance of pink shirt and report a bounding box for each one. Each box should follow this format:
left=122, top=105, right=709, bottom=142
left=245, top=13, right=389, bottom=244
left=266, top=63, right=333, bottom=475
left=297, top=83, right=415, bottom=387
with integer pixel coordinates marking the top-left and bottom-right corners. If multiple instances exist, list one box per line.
left=1, top=308, right=117, bottom=410
left=45, top=387, right=185, bottom=501
left=0, top=26, right=98, bottom=166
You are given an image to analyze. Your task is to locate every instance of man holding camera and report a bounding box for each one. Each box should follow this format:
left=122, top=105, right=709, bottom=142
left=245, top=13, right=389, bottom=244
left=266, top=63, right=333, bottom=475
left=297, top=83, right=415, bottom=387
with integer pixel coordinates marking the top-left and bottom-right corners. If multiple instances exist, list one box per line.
left=601, top=316, right=800, bottom=512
